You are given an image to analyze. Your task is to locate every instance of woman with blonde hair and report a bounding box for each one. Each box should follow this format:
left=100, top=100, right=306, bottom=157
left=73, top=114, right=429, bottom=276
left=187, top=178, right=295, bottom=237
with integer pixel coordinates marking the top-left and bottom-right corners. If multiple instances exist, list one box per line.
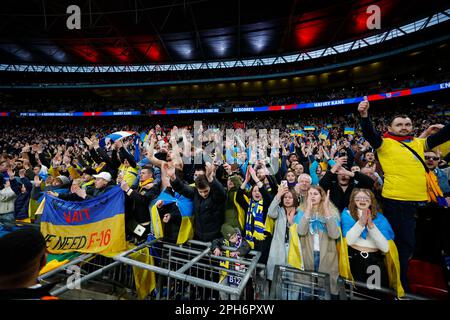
left=340, top=188, right=403, bottom=298
left=295, top=185, right=340, bottom=299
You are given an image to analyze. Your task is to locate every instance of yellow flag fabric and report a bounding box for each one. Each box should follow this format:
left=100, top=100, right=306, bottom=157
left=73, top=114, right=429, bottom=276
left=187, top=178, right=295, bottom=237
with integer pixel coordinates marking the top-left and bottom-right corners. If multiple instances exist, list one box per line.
left=177, top=217, right=194, bottom=244
left=40, top=186, right=127, bottom=254
left=39, top=259, right=69, bottom=275
left=287, top=223, right=304, bottom=270
left=385, top=240, right=405, bottom=298
left=150, top=205, right=164, bottom=240
left=129, top=246, right=156, bottom=300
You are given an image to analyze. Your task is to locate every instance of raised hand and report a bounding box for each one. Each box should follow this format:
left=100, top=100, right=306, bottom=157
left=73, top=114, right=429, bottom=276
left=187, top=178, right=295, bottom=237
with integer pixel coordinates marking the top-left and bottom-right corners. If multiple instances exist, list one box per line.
left=47, top=191, right=59, bottom=197
left=114, top=139, right=123, bottom=150
left=358, top=208, right=369, bottom=227
left=248, top=165, right=258, bottom=182
left=83, top=137, right=93, bottom=149
left=357, top=97, right=370, bottom=118
left=120, top=180, right=129, bottom=192
left=223, top=162, right=232, bottom=175
left=323, top=190, right=332, bottom=217
left=33, top=175, right=42, bottom=187
left=205, top=162, right=216, bottom=182
left=18, top=169, right=26, bottom=178
left=75, top=187, right=87, bottom=199
left=304, top=195, right=313, bottom=218
left=156, top=200, right=164, bottom=209
left=243, top=166, right=251, bottom=185
left=63, top=155, right=71, bottom=166
left=367, top=209, right=375, bottom=229
left=331, top=156, right=345, bottom=173
left=336, top=166, right=355, bottom=177
left=276, top=185, right=289, bottom=200
left=7, top=168, right=15, bottom=179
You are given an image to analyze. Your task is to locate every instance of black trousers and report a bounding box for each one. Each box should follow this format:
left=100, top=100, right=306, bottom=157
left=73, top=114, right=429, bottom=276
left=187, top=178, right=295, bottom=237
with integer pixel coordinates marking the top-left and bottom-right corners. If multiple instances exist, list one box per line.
left=254, top=235, right=273, bottom=265
left=348, top=246, right=389, bottom=299
left=382, top=198, right=424, bottom=292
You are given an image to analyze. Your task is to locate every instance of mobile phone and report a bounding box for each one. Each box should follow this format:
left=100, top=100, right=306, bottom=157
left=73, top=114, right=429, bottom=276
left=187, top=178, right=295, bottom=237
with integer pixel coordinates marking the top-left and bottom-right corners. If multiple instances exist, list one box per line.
left=281, top=180, right=288, bottom=187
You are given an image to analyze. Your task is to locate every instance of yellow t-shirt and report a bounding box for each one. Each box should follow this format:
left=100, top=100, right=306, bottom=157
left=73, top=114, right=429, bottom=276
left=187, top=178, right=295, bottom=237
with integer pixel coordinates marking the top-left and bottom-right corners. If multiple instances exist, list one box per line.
left=377, top=138, right=428, bottom=201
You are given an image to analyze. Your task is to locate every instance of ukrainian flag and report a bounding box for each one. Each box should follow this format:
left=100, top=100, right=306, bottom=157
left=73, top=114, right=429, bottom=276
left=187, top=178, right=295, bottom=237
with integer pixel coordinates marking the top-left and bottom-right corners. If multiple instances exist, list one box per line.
left=339, top=209, right=404, bottom=298
left=290, top=130, right=304, bottom=137
left=287, top=212, right=304, bottom=270
left=40, top=186, right=127, bottom=254
left=304, top=126, right=316, bottom=131
left=150, top=189, right=194, bottom=244
left=344, top=127, right=355, bottom=135
left=140, top=131, right=150, bottom=143
left=319, top=129, right=329, bottom=140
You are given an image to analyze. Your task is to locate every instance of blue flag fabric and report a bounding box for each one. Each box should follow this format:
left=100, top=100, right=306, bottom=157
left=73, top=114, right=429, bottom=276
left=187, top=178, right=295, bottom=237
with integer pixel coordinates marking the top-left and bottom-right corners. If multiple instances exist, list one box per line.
left=40, top=186, right=126, bottom=254
left=341, top=208, right=394, bottom=240
left=134, top=136, right=141, bottom=163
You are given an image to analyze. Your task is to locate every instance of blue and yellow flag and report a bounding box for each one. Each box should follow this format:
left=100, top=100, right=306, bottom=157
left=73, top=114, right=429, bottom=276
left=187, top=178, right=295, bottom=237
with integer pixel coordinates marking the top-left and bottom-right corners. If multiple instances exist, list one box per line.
left=339, top=209, right=404, bottom=298
left=287, top=212, right=304, bottom=270
left=344, top=127, right=355, bottom=135
left=319, top=129, right=329, bottom=140
left=40, top=186, right=127, bottom=254
left=290, top=130, right=304, bottom=137
left=304, top=126, right=316, bottom=131
left=150, top=190, right=194, bottom=244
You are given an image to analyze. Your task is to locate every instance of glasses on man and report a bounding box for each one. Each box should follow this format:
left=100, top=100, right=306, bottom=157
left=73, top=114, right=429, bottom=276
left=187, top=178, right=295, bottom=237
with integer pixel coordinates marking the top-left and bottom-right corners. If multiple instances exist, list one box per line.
left=354, top=197, right=370, bottom=201
left=424, top=156, right=439, bottom=161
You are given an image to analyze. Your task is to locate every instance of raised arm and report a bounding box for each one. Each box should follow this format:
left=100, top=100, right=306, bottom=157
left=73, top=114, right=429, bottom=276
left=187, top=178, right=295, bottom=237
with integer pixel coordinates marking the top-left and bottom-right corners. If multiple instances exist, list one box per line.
left=358, top=100, right=383, bottom=149
left=145, top=137, right=164, bottom=168
left=166, top=164, right=195, bottom=199
left=268, top=186, right=287, bottom=219
left=426, top=123, right=450, bottom=150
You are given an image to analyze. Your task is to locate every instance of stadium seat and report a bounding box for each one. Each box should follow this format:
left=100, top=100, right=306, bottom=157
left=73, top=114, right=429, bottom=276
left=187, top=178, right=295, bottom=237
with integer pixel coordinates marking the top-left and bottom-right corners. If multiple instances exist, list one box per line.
left=407, top=259, right=448, bottom=300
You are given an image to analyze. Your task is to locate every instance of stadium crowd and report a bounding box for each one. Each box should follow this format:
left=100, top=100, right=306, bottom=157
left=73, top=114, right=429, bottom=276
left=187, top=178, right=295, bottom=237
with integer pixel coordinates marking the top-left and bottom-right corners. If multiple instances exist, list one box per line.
left=0, top=100, right=449, bottom=300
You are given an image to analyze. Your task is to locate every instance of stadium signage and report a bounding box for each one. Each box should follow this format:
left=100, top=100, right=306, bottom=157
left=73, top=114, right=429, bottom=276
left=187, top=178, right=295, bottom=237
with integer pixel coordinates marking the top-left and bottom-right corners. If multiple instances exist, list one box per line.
left=440, top=82, right=450, bottom=89
left=313, top=100, right=345, bottom=107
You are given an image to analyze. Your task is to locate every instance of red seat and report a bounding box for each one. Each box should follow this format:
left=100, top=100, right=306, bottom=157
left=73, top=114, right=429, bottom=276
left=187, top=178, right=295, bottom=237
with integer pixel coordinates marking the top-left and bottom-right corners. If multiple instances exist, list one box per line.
left=407, top=259, right=448, bottom=300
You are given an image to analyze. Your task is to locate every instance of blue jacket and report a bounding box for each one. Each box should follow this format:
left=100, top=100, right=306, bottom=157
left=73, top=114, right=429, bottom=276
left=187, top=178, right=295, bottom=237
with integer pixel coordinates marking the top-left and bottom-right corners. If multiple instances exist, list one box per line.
left=435, top=168, right=450, bottom=195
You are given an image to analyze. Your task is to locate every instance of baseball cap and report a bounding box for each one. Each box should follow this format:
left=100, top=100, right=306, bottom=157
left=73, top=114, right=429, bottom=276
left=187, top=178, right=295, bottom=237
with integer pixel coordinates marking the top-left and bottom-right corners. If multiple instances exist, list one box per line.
left=56, top=175, right=70, bottom=185
left=93, top=172, right=112, bottom=182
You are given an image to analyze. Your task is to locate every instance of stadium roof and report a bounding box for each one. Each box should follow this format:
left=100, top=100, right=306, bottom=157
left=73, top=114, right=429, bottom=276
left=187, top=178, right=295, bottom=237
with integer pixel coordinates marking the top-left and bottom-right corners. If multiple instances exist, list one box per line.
left=0, top=0, right=448, bottom=66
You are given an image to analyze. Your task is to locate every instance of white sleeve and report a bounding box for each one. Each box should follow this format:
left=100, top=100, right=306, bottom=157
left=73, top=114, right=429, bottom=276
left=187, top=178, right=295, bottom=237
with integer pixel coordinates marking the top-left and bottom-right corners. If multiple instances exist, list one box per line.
left=345, top=222, right=365, bottom=246
left=367, top=225, right=389, bottom=253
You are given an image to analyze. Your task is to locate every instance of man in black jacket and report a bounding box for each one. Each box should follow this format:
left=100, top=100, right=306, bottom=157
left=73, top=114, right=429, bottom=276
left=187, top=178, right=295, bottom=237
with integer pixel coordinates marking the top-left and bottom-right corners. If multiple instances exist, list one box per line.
left=167, top=162, right=226, bottom=242
left=319, top=156, right=374, bottom=212
left=120, top=165, right=160, bottom=239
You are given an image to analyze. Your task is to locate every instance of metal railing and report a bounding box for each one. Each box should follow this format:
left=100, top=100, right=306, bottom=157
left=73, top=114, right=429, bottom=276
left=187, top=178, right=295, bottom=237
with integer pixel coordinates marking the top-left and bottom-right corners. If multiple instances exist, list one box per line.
left=270, top=265, right=332, bottom=300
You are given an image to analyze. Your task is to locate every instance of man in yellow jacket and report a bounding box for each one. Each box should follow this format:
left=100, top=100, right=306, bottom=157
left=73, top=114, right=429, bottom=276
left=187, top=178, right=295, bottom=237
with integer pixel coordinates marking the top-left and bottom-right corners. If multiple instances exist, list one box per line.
left=358, top=99, right=449, bottom=292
